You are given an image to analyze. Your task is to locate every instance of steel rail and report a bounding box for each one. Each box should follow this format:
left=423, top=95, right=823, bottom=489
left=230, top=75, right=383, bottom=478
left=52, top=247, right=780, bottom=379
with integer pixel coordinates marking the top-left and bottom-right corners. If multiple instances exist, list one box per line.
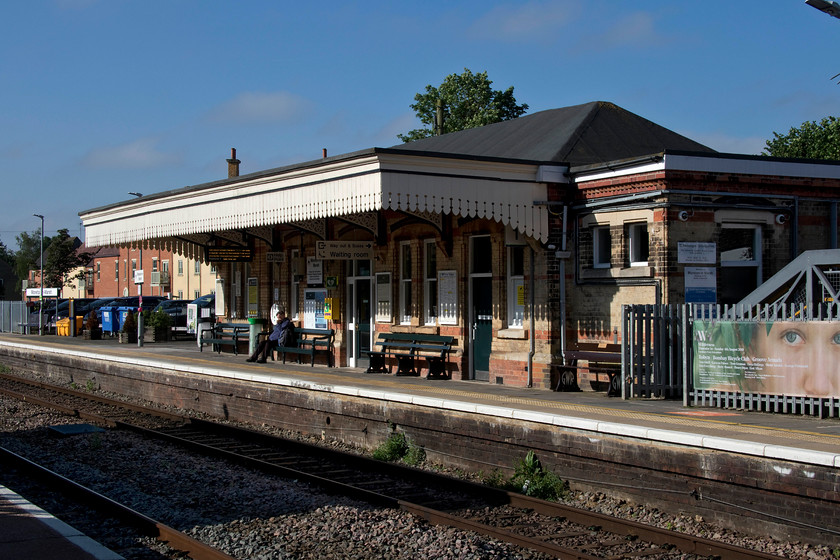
left=0, top=446, right=235, bottom=560
left=0, top=372, right=789, bottom=560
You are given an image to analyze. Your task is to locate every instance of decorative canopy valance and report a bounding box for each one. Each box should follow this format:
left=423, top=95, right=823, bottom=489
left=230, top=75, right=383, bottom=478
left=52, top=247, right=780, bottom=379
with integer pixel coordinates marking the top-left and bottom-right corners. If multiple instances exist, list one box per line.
left=81, top=151, right=563, bottom=251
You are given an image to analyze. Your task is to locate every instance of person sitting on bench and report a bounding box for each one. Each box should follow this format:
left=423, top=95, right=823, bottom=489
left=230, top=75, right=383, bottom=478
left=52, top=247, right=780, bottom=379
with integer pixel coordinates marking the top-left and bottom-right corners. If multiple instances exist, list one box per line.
left=246, top=308, right=293, bottom=363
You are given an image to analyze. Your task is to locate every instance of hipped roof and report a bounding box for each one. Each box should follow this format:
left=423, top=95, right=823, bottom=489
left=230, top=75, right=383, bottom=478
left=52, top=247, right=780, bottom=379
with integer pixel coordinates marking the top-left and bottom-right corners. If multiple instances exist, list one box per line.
left=389, top=101, right=715, bottom=165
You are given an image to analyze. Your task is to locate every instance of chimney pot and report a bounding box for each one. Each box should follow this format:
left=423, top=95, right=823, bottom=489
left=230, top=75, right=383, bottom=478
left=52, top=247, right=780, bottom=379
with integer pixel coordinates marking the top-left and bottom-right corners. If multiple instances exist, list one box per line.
left=322, top=148, right=327, bottom=158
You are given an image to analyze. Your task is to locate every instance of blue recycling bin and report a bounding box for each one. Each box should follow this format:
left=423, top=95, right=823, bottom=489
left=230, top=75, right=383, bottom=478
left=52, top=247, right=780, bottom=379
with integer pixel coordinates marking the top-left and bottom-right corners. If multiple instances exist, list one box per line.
left=101, top=306, right=119, bottom=333
left=117, top=307, right=135, bottom=330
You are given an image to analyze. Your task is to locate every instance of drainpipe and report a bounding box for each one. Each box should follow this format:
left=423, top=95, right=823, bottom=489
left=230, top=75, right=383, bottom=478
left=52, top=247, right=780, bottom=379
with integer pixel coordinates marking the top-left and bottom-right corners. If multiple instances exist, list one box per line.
left=559, top=204, right=568, bottom=366
left=527, top=245, right=535, bottom=388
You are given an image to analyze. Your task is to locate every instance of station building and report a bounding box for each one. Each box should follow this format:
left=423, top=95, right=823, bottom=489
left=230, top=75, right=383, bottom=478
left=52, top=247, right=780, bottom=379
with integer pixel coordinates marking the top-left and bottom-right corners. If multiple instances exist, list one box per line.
left=79, top=101, right=840, bottom=389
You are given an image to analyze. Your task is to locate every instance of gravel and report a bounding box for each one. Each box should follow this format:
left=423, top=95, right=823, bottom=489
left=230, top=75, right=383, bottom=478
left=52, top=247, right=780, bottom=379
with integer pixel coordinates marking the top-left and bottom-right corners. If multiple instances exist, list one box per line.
left=0, top=372, right=838, bottom=559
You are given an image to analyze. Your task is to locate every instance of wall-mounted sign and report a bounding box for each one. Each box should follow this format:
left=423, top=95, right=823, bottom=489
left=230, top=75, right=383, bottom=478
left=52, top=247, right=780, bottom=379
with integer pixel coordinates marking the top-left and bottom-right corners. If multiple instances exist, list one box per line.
left=685, top=267, right=716, bottom=304
left=307, top=257, right=323, bottom=285
left=678, top=242, right=716, bottom=264
left=316, top=241, right=374, bottom=260
left=206, top=246, right=253, bottom=262
left=134, top=270, right=144, bottom=285
left=266, top=252, right=285, bottom=263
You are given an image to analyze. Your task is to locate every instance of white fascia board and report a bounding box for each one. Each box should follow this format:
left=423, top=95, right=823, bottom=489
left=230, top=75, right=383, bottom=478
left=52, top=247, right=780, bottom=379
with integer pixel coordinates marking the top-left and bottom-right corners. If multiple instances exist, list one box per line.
left=663, top=153, right=840, bottom=179
left=573, top=160, right=665, bottom=184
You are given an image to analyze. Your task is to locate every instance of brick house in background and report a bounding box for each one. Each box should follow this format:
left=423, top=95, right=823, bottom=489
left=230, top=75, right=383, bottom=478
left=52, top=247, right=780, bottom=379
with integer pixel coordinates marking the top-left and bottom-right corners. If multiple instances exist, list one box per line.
left=79, top=101, right=840, bottom=390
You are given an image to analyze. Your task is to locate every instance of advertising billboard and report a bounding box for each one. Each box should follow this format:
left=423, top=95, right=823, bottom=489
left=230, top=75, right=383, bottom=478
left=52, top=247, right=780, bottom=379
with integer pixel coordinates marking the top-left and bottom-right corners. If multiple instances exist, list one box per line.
left=693, top=320, right=839, bottom=398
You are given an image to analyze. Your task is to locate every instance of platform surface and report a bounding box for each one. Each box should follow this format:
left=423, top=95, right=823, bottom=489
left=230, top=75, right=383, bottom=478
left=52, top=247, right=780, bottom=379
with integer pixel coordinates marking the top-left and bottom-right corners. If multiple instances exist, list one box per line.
left=0, top=485, right=123, bottom=560
left=2, top=333, right=839, bottom=469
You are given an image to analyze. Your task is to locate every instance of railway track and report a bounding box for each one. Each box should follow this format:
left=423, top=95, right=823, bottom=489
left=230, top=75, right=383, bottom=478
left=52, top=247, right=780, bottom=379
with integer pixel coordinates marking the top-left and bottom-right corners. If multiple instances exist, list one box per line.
left=0, top=444, right=235, bottom=560
left=0, top=372, right=789, bottom=559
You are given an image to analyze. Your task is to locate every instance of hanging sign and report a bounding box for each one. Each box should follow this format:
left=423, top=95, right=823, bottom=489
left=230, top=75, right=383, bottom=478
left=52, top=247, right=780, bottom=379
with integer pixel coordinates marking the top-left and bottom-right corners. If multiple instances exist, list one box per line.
left=316, top=241, right=374, bottom=260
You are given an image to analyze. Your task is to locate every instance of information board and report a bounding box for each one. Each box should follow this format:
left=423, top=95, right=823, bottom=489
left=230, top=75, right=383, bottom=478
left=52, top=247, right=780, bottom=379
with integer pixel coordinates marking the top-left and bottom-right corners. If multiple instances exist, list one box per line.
left=206, top=246, right=253, bottom=262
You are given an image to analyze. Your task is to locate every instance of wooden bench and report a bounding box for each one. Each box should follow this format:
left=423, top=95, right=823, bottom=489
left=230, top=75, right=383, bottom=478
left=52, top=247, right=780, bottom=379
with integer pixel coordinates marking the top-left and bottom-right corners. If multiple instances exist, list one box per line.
left=365, top=333, right=455, bottom=379
left=554, top=342, right=622, bottom=396
left=269, top=327, right=335, bottom=367
left=199, top=322, right=249, bottom=355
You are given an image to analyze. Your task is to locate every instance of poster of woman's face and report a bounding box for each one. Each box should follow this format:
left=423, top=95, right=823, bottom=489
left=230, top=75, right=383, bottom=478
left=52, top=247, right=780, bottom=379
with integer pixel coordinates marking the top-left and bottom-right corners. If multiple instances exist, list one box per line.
left=748, top=321, right=840, bottom=397
left=693, top=320, right=840, bottom=398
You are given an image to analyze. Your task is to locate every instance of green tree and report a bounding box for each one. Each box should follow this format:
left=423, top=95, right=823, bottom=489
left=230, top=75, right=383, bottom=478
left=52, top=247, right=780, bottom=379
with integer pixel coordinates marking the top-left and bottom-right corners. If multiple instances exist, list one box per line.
left=398, top=68, right=529, bottom=143
left=15, top=229, right=51, bottom=289
left=0, top=238, right=13, bottom=267
left=762, top=116, right=840, bottom=160
left=44, top=229, right=89, bottom=288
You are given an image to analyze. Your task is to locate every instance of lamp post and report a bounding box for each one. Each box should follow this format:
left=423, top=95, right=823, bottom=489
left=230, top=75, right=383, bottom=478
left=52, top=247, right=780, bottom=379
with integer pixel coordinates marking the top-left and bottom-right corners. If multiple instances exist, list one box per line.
left=128, top=193, right=144, bottom=346
left=33, top=214, right=44, bottom=336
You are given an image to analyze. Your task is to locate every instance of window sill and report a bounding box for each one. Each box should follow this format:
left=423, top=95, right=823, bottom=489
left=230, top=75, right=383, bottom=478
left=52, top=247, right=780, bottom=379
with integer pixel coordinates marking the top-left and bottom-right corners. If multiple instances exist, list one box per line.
left=581, top=266, right=652, bottom=280
left=497, top=328, right=526, bottom=339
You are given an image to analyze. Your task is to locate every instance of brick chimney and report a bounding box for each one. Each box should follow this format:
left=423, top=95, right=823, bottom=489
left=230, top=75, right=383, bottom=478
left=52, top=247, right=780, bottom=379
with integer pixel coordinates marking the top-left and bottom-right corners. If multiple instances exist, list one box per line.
left=227, top=148, right=240, bottom=178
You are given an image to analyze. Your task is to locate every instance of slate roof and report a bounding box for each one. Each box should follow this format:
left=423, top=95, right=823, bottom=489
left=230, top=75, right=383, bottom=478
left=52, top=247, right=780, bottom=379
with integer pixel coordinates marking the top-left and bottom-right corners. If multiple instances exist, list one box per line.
left=389, top=101, right=715, bottom=167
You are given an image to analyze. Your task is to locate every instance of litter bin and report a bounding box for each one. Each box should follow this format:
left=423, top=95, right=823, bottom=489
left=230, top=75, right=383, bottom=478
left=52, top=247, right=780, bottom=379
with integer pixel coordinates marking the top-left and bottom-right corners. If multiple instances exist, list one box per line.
left=101, top=306, right=119, bottom=334
left=247, top=317, right=266, bottom=355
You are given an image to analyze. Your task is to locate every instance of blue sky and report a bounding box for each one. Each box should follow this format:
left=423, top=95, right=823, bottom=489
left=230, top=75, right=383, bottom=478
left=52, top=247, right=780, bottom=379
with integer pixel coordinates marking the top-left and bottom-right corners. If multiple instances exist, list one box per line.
left=2, top=0, right=838, bottom=250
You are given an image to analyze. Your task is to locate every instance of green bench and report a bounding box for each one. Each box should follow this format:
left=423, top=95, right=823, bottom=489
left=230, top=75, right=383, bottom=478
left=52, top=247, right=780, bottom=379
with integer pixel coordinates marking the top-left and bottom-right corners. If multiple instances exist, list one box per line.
left=199, top=322, right=250, bottom=355
left=269, top=327, right=335, bottom=367
left=365, top=332, right=455, bottom=379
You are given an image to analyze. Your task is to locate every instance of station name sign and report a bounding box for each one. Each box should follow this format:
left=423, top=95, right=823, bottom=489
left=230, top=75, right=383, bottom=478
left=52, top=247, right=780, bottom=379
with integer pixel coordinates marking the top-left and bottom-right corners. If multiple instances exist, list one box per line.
left=316, top=241, right=374, bottom=260
left=206, top=246, right=253, bottom=262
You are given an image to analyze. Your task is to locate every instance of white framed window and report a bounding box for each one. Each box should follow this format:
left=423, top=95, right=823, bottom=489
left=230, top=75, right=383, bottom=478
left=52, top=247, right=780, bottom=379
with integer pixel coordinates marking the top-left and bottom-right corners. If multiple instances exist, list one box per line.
left=507, top=246, right=525, bottom=328
left=177, top=290, right=183, bottom=299
left=593, top=226, right=611, bottom=268
left=161, top=260, right=169, bottom=274
left=152, top=258, right=159, bottom=272
left=194, top=289, right=200, bottom=299
left=719, top=224, right=762, bottom=304
left=131, top=259, right=137, bottom=276
left=194, top=260, right=201, bottom=275
left=114, top=260, right=119, bottom=281
left=124, top=259, right=128, bottom=280
left=96, top=262, right=101, bottom=282
left=400, top=241, right=412, bottom=324
left=423, top=239, right=437, bottom=325
left=177, top=260, right=184, bottom=276
left=375, top=272, right=392, bottom=323
left=628, top=223, right=649, bottom=266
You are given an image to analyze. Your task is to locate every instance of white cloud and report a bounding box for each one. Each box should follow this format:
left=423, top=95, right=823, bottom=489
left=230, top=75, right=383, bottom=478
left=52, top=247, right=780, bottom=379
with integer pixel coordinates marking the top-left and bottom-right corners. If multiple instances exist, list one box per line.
left=82, top=138, right=180, bottom=169
left=468, top=1, right=579, bottom=43
left=206, top=91, right=313, bottom=124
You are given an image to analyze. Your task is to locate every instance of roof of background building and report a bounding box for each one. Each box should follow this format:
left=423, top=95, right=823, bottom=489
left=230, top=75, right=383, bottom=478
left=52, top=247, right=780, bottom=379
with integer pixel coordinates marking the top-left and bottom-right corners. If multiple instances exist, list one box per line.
left=388, top=101, right=716, bottom=166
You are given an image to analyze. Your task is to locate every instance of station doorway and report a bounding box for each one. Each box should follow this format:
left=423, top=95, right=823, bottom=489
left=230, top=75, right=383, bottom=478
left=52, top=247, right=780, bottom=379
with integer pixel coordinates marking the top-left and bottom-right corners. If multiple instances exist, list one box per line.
left=469, top=235, right=492, bottom=381
left=346, top=259, right=372, bottom=369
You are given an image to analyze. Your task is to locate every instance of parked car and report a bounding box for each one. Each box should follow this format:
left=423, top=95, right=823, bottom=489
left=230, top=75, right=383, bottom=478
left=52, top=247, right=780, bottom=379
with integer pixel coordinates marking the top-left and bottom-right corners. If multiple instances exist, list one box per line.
left=81, top=297, right=120, bottom=325
left=52, top=298, right=98, bottom=322
left=152, top=299, right=190, bottom=329
left=191, top=294, right=215, bottom=311
left=109, top=296, right=168, bottom=314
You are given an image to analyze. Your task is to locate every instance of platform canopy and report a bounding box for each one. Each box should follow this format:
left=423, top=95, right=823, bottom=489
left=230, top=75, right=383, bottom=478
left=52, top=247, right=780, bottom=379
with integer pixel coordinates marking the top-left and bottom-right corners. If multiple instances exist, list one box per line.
left=80, top=149, right=565, bottom=255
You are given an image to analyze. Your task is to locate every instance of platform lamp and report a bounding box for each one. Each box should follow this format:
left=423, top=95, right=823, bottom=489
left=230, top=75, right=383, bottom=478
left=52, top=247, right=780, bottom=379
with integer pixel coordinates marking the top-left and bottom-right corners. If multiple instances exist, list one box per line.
left=128, top=193, right=144, bottom=346
left=33, top=214, right=44, bottom=336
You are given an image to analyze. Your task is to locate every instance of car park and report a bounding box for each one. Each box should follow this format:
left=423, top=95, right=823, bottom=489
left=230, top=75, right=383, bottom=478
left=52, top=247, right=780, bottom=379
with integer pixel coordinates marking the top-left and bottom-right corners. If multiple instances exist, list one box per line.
left=153, top=299, right=190, bottom=331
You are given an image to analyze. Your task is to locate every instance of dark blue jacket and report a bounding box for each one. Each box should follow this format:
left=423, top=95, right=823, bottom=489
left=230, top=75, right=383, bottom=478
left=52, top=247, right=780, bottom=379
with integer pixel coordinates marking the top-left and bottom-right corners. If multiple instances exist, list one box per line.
left=269, top=318, right=291, bottom=342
